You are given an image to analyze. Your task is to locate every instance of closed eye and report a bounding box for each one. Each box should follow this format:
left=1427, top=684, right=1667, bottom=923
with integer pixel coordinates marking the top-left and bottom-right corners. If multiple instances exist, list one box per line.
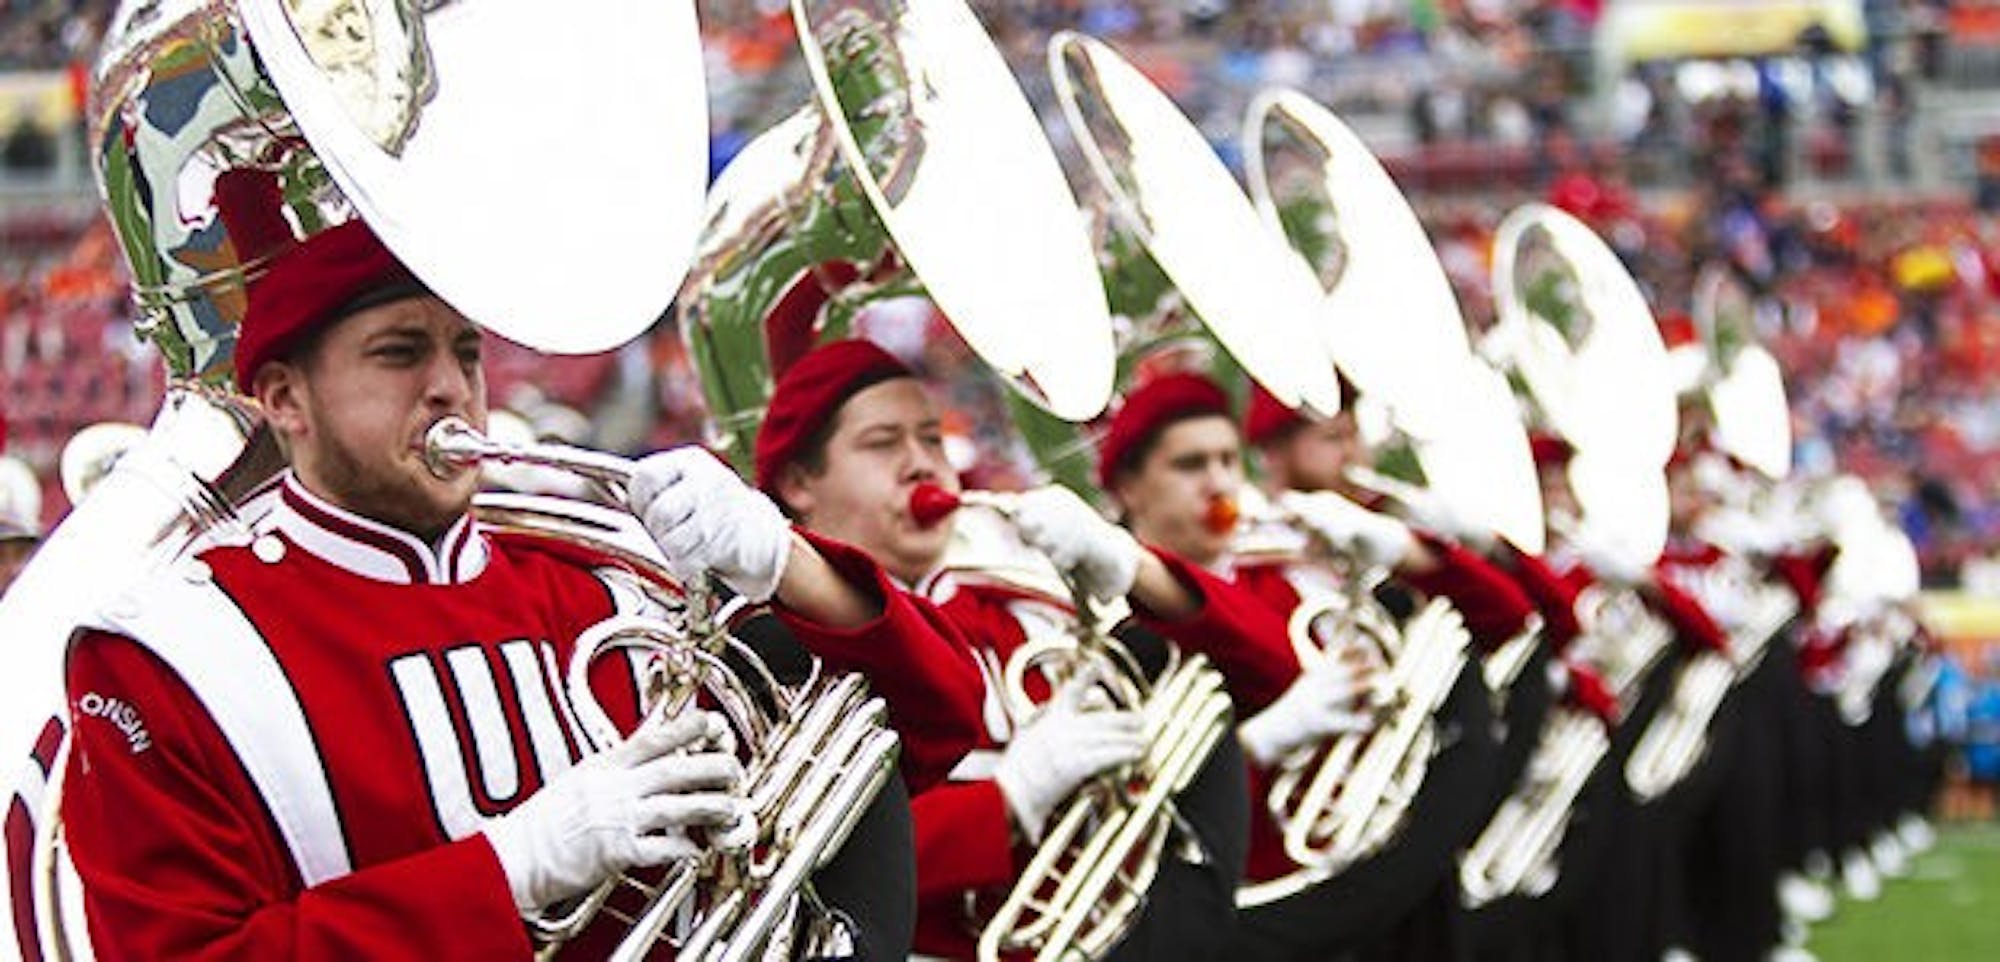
left=371, top=342, right=422, bottom=365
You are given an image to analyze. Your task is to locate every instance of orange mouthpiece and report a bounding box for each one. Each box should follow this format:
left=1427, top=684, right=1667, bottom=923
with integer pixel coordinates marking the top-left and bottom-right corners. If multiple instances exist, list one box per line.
left=1203, top=494, right=1240, bottom=536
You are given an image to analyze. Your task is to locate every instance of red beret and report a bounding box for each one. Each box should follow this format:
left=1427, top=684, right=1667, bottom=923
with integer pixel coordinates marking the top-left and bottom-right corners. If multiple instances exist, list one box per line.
left=754, top=339, right=913, bottom=493
left=235, top=220, right=420, bottom=392
left=1242, top=369, right=1361, bottom=448
left=1528, top=431, right=1575, bottom=467
left=1243, top=382, right=1304, bottom=447
left=1098, top=372, right=1231, bottom=489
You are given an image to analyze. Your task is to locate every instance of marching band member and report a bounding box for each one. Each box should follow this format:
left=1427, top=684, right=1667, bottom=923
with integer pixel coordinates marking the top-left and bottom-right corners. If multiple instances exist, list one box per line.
left=1684, top=450, right=1854, bottom=945
left=59, top=221, right=982, bottom=960
left=1075, top=373, right=1507, bottom=960
left=752, top=341, right=1295, bottom=961
left=1245, top=381, right=1579, bottom=798
left=1242, top=384, right=1541, bottom=654
left=1524, top=432, right=1734, bottom=962
left=1234, top=380, right=1537, bottom=961
left=1658, top=447, right=1813, bottom=962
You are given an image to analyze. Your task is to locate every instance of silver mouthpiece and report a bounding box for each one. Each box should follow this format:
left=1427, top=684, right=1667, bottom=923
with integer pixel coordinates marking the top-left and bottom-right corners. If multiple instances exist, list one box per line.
left=421, top=416, right=636, bottom=492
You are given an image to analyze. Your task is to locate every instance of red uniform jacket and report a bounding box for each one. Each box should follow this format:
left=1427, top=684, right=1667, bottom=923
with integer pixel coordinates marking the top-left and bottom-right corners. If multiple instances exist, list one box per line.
left=910, top=549, right=1294, bottom=959
left=1769, top=543, right=1839, bottom=621
left=1400, top=534, right=1537, bottom=653
left=1551, top=553, right=1730, bottom=658
left=1493, top=542, right=1584, bottom=652
left=60, top=477, right=980, bottom=962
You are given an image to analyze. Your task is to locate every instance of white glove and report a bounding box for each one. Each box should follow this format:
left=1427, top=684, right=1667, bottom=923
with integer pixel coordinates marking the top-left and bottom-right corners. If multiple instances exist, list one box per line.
left=1010, top=485, right=1143, bottom=603
left=1570, top=525, right=1651, bottom=587
left=992, top=678, right=1146, bottom=843
left=1238, top=652, right=1379, bottom=767
left=629, top=448, right=792, bottom=602
left=484, top=711, right=745, bottom=913
left=1403, top=489, right=1493, bottom=552
left=1696, top=509, right=1779, bottom=558
left=1278, top=491, right=1416, bottom=569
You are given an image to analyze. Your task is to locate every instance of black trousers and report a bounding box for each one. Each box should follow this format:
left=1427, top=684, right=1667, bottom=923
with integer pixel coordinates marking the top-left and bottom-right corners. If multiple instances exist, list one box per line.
left=1233, top=661, right=1501, bottom=962
left=733, top=614, right=918, bottom=959
left=1647, top=652, right=1751, bottom=957
left=1461, top=665, right=1626, bottom=962
left=1442, top=646, right=1562, bottom=962
left=1464, top=754, right=1630, bottom=962
left=1827, top=691, right=1873, bottom=855
left=1559, top=649, right=1689, bottom=962
left=1105, top=730, right=1252, bottom=962
left=1775, top=642, right=1836, bottom=871
left=1684, top=649, right=1787, bottom=962
left=813, top=773, right=917, bottom=960
left=1856, top=683, right=1902, bottom=841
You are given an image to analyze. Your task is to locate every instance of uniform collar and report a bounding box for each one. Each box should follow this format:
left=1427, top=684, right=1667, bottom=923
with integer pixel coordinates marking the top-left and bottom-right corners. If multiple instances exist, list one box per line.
left=269, top=473, right=490, bottom=585
left=905, top=568, right=959, bottom=603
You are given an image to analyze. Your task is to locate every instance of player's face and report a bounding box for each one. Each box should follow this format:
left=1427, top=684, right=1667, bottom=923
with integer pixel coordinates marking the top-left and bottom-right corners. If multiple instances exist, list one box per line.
left=262, top=296, right=487, bottom=540
left=779, top=378, right=958, bottom=586
left=1537, top=460, right=1578, bottom=526
left=1667, top=460, right=1710, bottom=535
left=1114, top=415, right=1243, bottom=567
left=1270, top=412, right=1363, bottom=495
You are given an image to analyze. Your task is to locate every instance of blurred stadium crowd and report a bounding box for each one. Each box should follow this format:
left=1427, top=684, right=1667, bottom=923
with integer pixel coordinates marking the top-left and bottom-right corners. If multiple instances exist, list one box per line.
left=1, top=0, right=1999, bottom=594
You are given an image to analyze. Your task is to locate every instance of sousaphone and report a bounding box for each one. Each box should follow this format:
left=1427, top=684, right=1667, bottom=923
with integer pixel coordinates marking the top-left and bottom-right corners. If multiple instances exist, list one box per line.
left=4, top=1, right=712, bottom=957
left=674, top=8, right=1219, bottom=960
left=1456, top=203, right=1682, bottom=894
left=1692, top=263, right=1793, bottom=481
left=1047, top=33, right=1343, bottom=421
left=1050, top=49, right=1456, bottom=894
left=1242, top=87, right=1545, bottom=559
left=678, top=0, right=1117, bottom=476
left=1235, top=89, right=1540, bottom=902
left=1488, top=203, right=1677, bottom=566
left=1485, top=207, right=1678, bottom=636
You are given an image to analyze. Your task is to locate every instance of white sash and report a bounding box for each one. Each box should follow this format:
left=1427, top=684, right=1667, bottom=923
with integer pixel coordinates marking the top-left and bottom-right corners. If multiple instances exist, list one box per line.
left=81, top=562, right=352, bottom=887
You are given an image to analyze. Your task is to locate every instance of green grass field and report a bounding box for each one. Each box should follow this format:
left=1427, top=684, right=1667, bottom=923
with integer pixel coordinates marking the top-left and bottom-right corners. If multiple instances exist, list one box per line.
left=1809, top=822, right=2000, bottom=961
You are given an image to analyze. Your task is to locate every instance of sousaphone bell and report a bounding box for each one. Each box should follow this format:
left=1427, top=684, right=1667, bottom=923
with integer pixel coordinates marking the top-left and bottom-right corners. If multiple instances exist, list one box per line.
left=5, top=1, right=713, bottom=957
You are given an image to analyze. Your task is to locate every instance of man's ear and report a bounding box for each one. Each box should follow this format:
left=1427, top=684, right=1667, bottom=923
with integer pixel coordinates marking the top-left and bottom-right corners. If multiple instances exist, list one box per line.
left=1255, top=439, right=1286, bottom=489
left=774, top=463, right=815, bottom=523
left=1104, top=472, right=1133, bottom=521
left=253, top=362, right=309, bottom=440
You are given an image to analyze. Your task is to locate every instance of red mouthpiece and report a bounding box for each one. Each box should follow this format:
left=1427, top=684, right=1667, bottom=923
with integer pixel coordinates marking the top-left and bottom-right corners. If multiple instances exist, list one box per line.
left=910, top=483, right=962, bottom=528
left=1203, top=494, right=1241, bottom=536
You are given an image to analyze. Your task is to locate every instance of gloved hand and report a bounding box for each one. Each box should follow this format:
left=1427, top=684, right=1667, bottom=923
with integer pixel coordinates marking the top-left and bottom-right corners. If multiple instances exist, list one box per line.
left=484, top=710, right=745, bottom=913
left=1570, top=525, right=1650, bottom=587
left=629, top=448, right=792, bottom=602
left=1010, top=485, right=1143, bottom=603
left=1680, top=568, right=1751, bottom=632
left=1402, top=489, right=1493, bottom=552
left=993, top=678, right=1146, bottom=843
left=1696, top=509, right=1780, bottom=558
left=1278, top=491, right=1416, bottom=569
left=1238, top=650, right=1379, bottom=767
